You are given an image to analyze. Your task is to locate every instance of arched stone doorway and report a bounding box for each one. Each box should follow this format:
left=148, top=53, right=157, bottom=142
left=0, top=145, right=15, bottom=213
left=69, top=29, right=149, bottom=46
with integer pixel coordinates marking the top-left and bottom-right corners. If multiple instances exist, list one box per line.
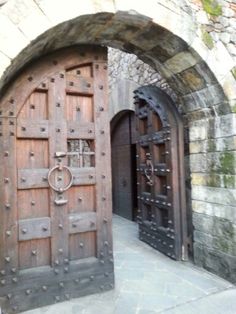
left=0, top=1, right=235, bottom=285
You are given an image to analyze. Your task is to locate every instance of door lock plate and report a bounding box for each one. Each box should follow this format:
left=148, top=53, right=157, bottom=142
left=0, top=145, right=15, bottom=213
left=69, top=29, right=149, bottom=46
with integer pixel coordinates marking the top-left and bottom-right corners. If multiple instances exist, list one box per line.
left=54, top=199, right=68, bottom=206
left=55, top=151, right=66, bottom=158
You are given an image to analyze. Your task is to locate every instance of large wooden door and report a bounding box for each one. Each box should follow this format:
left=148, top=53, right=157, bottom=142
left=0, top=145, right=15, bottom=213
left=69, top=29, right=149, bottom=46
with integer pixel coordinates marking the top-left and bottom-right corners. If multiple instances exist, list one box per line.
left=0, top=46, right=114, bottom=313
left=134, top=86, right=188, bottom=261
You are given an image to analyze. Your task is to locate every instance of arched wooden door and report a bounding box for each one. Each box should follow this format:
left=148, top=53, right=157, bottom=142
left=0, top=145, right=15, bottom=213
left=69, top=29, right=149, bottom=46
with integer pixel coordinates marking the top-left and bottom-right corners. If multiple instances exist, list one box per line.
left=134, top=86, right=188, bottom=261
left=0, top=46, right=114, bottom=313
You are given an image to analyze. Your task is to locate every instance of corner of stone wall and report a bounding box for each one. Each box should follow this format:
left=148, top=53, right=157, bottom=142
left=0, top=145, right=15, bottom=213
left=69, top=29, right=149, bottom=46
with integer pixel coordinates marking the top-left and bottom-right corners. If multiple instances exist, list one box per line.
left=190, top=108, right=236, bottom=283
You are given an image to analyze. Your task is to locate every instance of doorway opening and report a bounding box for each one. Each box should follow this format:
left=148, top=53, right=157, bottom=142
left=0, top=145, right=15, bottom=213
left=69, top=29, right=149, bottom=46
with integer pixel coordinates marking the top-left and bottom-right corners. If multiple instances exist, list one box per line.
left=111, top=110, right=138, bottom=222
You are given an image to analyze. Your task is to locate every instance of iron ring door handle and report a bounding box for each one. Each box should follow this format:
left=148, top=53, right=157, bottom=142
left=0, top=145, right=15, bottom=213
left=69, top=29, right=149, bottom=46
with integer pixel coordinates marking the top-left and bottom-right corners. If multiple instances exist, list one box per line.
left=47, top=165, right=73, bottom=193
left=144, top=159, right=154, bottom=186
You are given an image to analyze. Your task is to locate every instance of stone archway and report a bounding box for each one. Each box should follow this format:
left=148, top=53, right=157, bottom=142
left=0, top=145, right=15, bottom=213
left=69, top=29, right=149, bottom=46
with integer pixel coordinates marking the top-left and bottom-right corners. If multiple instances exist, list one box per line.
left=0, top=3, right=235, bottom=283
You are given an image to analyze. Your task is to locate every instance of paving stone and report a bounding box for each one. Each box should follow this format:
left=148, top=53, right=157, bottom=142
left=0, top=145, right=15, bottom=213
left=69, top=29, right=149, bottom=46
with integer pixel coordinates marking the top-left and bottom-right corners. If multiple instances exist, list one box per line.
left=114, top=292, right=139, bottom=314
left=138, top=294, right=178, bottom=312
left=162, top=289, right=236, bottom=314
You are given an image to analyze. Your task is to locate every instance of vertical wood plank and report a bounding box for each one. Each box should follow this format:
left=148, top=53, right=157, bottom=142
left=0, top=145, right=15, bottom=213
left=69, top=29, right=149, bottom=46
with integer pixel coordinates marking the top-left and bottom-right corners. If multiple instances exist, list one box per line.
left=0, top=117, right=18, bottom=273
left=66, top=94, right=93, bottom=122
left=93, top=51, right=113, bottom=265
left=19, top=238, right=50, bottom=269
left=16, top=139, right=49, bottom=169
left=67, top=186, right=95, bottom=214
left=18, top=189, right=49, bottom=219
left=18, top=91, right=48, bottom=120
left=48, top=73, right=69, bottom=266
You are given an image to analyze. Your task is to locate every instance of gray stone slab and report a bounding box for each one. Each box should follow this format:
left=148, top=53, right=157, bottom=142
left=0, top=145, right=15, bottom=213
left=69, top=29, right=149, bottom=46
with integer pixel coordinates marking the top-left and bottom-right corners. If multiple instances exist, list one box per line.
left=162, top=288, right=236, bottom=314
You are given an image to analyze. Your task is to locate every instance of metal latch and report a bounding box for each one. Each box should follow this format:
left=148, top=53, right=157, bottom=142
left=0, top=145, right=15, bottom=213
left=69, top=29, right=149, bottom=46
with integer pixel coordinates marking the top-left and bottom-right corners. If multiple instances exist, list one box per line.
left=55, top=152, right=66, bottom=158
left=54, top=199, right=68, bottom=206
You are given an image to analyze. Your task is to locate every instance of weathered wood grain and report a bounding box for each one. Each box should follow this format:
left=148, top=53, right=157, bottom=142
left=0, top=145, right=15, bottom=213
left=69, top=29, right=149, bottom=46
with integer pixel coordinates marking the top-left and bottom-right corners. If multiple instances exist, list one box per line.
left=18, top=217, right=51, bottom=241
left=68, top=212, right=97, bottom=234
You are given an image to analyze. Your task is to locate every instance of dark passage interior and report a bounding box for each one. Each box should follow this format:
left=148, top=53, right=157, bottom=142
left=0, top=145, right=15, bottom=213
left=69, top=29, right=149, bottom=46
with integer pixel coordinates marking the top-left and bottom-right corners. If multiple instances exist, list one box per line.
left=111, top=110, right=137, bottom=221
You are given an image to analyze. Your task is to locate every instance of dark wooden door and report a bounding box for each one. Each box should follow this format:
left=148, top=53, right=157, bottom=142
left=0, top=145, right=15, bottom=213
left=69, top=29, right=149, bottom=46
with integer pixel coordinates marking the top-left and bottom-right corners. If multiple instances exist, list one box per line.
left=111, top=112, right=137, bottom=221
left=134, top=86, right=188, bottom=261
left=0, top=46, right=114, bottom=314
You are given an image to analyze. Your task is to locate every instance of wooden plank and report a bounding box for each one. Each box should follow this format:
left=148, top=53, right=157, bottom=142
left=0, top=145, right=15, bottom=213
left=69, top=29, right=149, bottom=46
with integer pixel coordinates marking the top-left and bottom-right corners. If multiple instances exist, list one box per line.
left=67, top=186, right=96, bottom=214
left=19, top=238, right=50, bottom=269
left=67, top=121, right=95, bottom=139
left=71, top=167, right=96, bottom=185
left=18, top=217, right=51, bottom=241
left=0, top=118, right=18, bottom=273
left=93, top=56, right=113, bottom=262
left=17, top=119, right=49, bottom=138
left=65, top=94, right=93, bottom=123
left=69, top=212, right=97, bottom=234
left=16, top=139, right=49, bottom=169
left=66, top=64, right=93, bottom=77
left=18, top=188, right=49, bottom=219
left=17, top=168, right=49, bottom=189
left=18, top=91, right=48, bottom=120
left=66, top=74, right=93, bottom=95
left=48, top=72, right=69, bottom=267
left=69, top=232, right=96, bottom=260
